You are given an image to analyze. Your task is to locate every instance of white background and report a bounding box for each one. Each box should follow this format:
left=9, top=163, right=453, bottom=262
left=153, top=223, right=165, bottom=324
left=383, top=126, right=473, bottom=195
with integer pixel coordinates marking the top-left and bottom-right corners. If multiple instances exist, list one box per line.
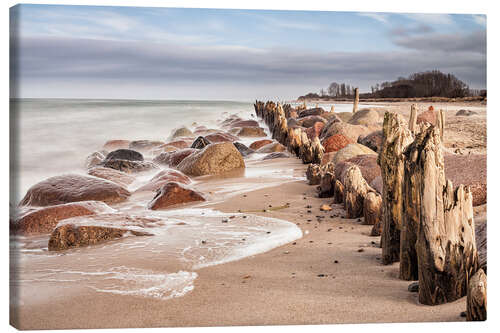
left=1, top=0, right=497, bottom=332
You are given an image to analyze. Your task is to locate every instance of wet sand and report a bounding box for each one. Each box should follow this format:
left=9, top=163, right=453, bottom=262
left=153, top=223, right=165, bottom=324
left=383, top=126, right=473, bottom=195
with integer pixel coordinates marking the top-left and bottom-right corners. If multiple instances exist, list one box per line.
left=11, top=159, right=466, bottom=329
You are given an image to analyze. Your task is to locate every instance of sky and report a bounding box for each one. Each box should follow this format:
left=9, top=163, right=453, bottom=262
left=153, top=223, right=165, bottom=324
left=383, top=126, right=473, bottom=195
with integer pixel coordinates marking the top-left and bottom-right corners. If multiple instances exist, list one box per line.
left=10, top=4, right=487, bottom=100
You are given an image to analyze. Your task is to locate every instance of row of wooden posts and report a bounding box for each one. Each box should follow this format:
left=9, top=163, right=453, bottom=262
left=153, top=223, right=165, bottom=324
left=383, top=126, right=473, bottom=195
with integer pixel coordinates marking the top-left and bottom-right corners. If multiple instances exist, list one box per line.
left=253, top=100, right=486, bottom=320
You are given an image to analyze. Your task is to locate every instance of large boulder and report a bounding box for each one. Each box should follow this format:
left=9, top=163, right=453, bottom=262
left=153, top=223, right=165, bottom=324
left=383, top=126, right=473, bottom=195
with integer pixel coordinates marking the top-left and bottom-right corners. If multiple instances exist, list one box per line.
left=444, top=153, right=486, bottom=206
left=178, top=142, right=245, bottom=176
left=370, top=176, right=383, bottom=194
left=48, top=214, right=156, bottom=251
left=298, top=107, right=324, bottom=118
left=348, top=109, right=382, bottom=126
left=103, top=139, right=130, bottom=151
left=335, top=154, right=381, bottom=184
left=88, top=167, right=135, bottom=187
left=148, top=182, right=205, bottom=210
left=456, top=109, right=478, bottom=116
left=249, top=139, right=274, bottom=150
left=416, top=109, right=436, bottom=125
left=104, top=149, right=143, bottom=162
left=233, top=142, right=255, bottom=157
left=256, top=142, right=286, bottom=153
left=358, top=130, right=383, bottom=152
left=306, top=122, right=325, bottom=140
left=135, top=169, right=191, bottom=192
left=296, top=115, right=327, bottom=128
left=100, top=159, right=159, bottom=173
left=19, top=174, right=131, bottom=206
left=335, top=112, right=353, bottom=122
left=10, top=201, right=113, bottom=235
left=321, top=134, right=353, bottom=153
left=153, top=148, right=197, bottom=167
left=170, top=126, right=193, bottom=139
left=332, top=143, right=377, bottom=165
left=320, top=121, right=372, bottom=142
left=235, top=127, right=267, bottom=137
left=191, top=136, right=211, bottom=149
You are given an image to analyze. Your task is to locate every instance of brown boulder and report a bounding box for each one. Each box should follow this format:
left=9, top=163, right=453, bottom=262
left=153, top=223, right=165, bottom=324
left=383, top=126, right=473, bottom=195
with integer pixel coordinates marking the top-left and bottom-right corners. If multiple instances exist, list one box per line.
left=321, top=134, right=353, bottom=153
left=88, top=167, right=135, bottom=187
left=342, top=154, right=381, bottom=184
left=170, top=127, right=193, bottom=139
left=320, top=121, right=372, bottom=142
left=178, top=142, right=245, bottom=176
left=135, top=169, right=191, bottom=192
left=85, top=151, right=106, bottom=169
left=148, top=182, right=205, bottom=210
left=332, top=143, right=377, bottom=165
left=11, top=201, right=113, bottom=235
left=256, top=142, right=286, bottom=153
left=249, top=139, right=274, bottom=150
left=416, top=109, right=436, bottom=125
left=48, top=214, right=156, bottom=251
left=235, top=127, right=267, bottom=137
left=153, top=148, right=197, bottom=167
left=164, top=140, right=190, bottom=149
left=348, top=109, right=382, bottom=126
left=298, top=107, right=324, bottom=118
left=19, top=174, right=131, bottom=206
left=370, top=176, right=383, bottom=194
left=444, top=153, right=486, bottom=206
left=358, top=130, right=383, bottom=152
left=306, top=122, right=325, bottom=139
left=296, top=115, right=327, bottom=128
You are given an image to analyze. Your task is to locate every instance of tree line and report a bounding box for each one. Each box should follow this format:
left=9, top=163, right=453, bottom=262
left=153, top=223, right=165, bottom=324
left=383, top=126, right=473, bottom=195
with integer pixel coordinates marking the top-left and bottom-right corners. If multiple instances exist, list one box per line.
left=298, top=70, right=486, bottom=100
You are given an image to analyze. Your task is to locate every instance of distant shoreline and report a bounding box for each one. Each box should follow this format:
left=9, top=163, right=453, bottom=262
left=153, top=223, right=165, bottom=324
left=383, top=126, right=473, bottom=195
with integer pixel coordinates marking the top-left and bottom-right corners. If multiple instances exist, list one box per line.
left=294, top=96, right=486, bottom=104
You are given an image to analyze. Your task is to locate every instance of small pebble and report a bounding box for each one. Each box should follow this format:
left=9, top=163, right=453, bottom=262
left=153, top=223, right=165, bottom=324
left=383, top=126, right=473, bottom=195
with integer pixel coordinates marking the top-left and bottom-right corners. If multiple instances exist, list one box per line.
left=292, top=242, right=297, bottom=245
left=408, top=282, right=419, bottom=293
left=357, top=248, right=364, bottom=252
left=460, top=311, right=467, bottom=318
left=327, top=228, right=332, bottom=232
left=307, top=210, right=312, bottom=213
left=201, top=240, right=206, bottom=244
left=222, top=219, right=229, bottom=223
left=334, top=260, right=339, bottom=264
left=317, top=274, right=327, bottom=277
left=284, top=251, right=289, bottom=254
left=266, top=231, right=271, bottom=234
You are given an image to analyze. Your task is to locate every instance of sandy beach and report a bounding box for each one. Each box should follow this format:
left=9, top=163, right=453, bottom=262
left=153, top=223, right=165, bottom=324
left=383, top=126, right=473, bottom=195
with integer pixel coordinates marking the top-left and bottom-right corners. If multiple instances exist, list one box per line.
left=10, top=100, right=486, bottom=329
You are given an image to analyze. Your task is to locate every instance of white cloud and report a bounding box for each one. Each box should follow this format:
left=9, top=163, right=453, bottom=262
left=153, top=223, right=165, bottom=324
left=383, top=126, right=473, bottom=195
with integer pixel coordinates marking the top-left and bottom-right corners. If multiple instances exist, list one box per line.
left=401, top=13, right=454, bottom=25
left=357, top=12, right=388, bottom=24
left=472, top=14, right=486, bottom=27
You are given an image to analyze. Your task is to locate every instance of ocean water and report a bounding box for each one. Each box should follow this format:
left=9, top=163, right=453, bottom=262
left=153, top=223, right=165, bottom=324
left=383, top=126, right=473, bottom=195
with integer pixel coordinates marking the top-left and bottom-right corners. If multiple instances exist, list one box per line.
left=9, top=98, right=363, bottom=303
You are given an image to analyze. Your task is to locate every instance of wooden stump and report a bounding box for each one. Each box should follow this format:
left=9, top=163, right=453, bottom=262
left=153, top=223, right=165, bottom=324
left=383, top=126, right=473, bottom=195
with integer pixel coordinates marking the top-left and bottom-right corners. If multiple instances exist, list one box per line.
left=334, top=180, right=344, bottom=204
left=378, top=112, right=414, bottom=265
left=467, top=269, right=487, bottom=321
left=409, top=104, right=417, bottom=133
left=364, top=191, right=382, bottom=226
left=343, top=165, right=370, bottom=218
left=412, top=126, right=478, bottom=305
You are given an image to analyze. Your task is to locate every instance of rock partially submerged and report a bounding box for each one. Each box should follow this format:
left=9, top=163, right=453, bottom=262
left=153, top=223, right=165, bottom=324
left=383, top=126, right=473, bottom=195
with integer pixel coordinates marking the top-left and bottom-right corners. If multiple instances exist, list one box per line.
left=103, top=140, right=130, bottom=151
left=129, top=140, right=165, bottom=151
left=48, top=214, right=157, bottom=251
left=178, top=142, right=245, bottom=176
left=85, top=151, right=106, bottom=169
left=19, top=174, right=131, bottom=206
left=148, top=182, right=205, bottom=210
left=11, top=201, right=113, bottom=235
left=205, top=132, right=239, bottom=143
left=249, top=139, right=274, bottom=150
left=170, top=126, right=193, bottom=139
left=100, top=159, right=159, bottom=173
left=233, top=142, right=255, bottom=157
left=235, top=127, right=267, bottom=137
left=256, top=142, right=286, bottom=153
left=153, top=148, right=197, bottom=167
left=262, top=152, right=290, bottom=160
left=88, top=167, right=136, bottom=188
left=104, top=149, right=143, bottom=162
left=191, top=136, right=212, bottom=149
left=135, top=169, right=191, bottom=192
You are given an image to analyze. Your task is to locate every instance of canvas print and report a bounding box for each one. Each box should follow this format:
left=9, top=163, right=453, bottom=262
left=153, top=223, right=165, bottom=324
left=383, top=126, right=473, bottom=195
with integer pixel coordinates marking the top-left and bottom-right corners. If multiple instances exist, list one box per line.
left=9, top=4, right=487, bottom=329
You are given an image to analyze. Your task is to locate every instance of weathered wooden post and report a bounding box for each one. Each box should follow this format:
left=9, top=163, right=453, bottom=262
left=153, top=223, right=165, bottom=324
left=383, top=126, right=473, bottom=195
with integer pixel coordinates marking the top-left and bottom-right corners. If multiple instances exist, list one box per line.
left=467, top=269, right=487, bottom=321
left=378, top=113, right=414, bottom=265
left=436, top=109, right=445, bottom=142
left=409, top=104, right=417, bottom=133
left=410, top=126, right=478, bottom=305
left=352, top=88, right=359, bottom=113
left=330, top=105, right=335, bottom=113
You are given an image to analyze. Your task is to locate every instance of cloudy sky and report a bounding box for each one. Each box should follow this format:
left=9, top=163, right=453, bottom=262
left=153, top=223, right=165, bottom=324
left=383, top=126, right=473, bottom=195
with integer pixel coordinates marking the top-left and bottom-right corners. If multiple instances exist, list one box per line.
left=10, top=4, right=486, bottom=100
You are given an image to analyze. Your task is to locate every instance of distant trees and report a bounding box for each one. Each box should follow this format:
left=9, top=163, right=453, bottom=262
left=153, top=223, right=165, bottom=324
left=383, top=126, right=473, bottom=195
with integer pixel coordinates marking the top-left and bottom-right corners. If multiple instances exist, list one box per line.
left=369, top=70, right=474, bottom=98
left=298, top=70, right=484, bottom=101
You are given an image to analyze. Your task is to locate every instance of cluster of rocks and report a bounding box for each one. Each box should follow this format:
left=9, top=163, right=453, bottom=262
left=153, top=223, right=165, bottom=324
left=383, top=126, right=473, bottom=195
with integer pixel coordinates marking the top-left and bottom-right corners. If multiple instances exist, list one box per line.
left=12, top=112, right=290, bottom=251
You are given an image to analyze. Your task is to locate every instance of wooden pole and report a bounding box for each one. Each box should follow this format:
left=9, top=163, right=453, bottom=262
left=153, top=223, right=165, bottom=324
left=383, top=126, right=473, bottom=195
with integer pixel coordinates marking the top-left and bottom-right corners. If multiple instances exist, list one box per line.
left=409, top=104, right=417, bottom=133
left=352, top=88, right=359, bottom=113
